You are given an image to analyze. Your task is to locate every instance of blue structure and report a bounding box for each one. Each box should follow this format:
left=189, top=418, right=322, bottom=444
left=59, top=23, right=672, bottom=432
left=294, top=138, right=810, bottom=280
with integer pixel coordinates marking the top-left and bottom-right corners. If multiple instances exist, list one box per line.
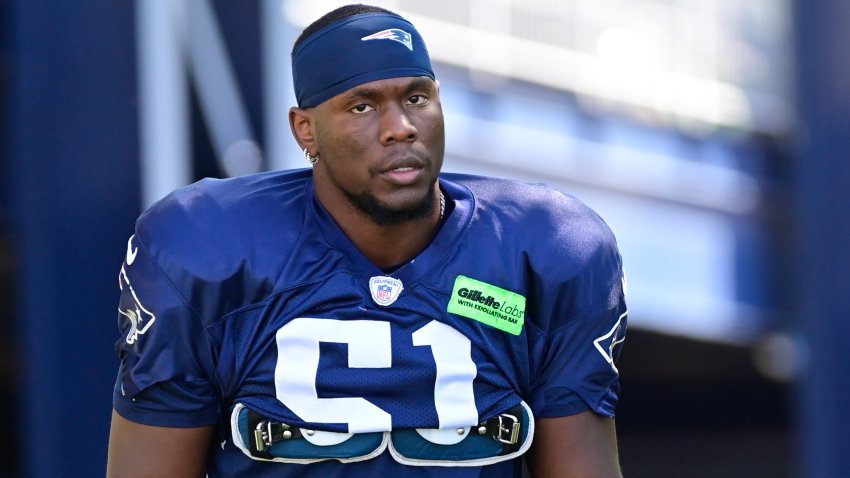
left=793, top=0, right=850, bottom=476
left=7, top=1, right=139, bottom=476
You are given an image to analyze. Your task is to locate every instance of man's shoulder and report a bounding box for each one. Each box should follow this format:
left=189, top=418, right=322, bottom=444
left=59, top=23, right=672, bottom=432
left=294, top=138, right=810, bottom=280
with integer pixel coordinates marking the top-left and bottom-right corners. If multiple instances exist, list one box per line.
left=146, top=167, right=309, bottom=215
left=443, top=172, right=619, bottom=272
left=140, top=168, right=309, bottom=228
left=134, top=168, right=312, bottom=272
left=443, top=172, right=608, bottom=231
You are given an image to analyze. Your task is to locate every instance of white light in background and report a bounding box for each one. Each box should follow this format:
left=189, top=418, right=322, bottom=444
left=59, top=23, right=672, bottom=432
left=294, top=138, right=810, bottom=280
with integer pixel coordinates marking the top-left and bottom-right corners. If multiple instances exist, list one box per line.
left=223, top=140, right=263, bottom=177
left=282, top=0, right=786, bottom=134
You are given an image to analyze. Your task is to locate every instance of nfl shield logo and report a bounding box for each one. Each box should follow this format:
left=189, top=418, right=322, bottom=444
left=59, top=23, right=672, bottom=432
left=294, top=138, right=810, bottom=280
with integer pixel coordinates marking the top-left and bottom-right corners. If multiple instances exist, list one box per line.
left=369, top=276, right=404, bottom=306
left=376, top=284, right=392, bottom=302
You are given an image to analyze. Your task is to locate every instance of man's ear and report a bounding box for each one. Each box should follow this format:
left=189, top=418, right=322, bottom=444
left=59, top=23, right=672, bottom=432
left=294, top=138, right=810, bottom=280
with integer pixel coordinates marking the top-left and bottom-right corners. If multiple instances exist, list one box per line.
left=289, top=107, right=317, bottom=154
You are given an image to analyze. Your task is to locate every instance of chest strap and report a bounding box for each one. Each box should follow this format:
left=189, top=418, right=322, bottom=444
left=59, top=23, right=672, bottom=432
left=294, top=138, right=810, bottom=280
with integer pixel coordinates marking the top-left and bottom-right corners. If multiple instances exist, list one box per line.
left=250, top=404, right=524, bottom=455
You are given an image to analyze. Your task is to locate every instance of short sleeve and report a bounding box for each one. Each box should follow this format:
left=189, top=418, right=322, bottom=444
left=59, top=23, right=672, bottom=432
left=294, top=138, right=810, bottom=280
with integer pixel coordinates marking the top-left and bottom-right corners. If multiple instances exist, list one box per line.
left=527, top=247, right=628, bottom=419
left=112, top=234, right=220, bottom=427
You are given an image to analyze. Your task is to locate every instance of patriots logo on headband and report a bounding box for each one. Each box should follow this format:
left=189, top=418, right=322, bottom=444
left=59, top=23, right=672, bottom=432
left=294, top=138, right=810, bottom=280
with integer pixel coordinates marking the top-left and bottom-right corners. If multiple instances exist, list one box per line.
left=361, top=28, right=413, bottom=51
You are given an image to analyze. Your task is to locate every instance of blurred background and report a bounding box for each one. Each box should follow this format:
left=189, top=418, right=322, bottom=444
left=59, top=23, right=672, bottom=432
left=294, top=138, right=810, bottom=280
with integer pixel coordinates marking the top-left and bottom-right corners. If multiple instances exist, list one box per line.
left=1, top=0, right=848, bottom=476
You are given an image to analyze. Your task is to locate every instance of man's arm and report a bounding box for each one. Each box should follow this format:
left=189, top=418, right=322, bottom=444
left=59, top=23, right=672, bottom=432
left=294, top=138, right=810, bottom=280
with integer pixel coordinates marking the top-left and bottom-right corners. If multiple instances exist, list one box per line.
left=527, top=410, right=622, bottom=478
left=106, top=410, right=216, bottom=478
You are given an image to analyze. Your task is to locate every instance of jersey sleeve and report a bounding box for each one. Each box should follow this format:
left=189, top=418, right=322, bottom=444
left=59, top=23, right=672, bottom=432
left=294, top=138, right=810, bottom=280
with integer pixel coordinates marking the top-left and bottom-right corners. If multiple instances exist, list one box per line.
left=112, top=233, right=220, bottom=427
left=527, top=229, right=628, bottom=419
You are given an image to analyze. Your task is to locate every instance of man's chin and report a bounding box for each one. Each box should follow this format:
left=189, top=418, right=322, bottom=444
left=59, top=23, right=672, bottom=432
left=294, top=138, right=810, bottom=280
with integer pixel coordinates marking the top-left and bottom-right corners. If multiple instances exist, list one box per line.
left=346, top=188, right=436, bottom=226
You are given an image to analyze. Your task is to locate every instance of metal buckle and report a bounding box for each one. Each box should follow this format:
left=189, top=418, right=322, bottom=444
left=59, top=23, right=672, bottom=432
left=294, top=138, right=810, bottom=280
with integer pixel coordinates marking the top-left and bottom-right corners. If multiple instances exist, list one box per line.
left=253, top=420, right=293, bottom=452
left=496, top=413, right=521, bottom=445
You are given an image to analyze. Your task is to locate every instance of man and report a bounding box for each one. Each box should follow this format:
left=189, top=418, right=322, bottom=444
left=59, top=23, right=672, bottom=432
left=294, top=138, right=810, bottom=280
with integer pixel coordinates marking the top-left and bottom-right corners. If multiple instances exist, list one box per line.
left=107, top=4, right=627, bottom=477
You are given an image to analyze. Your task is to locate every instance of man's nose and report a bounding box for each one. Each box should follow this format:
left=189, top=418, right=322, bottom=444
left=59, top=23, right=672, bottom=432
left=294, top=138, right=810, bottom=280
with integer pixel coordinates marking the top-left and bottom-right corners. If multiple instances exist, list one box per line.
left=380, top=104, right=418, bottom=144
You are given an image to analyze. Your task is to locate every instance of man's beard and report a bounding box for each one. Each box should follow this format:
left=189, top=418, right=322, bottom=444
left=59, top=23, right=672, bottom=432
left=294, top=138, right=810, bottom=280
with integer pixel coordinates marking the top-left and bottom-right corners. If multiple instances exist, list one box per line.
left=343, top=183, right=437, bottom=226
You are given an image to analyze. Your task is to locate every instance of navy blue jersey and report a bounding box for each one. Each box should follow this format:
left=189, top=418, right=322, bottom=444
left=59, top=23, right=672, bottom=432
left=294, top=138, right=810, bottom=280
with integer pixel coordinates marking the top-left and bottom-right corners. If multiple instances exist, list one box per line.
left=113, top=169, right=627, bottom=477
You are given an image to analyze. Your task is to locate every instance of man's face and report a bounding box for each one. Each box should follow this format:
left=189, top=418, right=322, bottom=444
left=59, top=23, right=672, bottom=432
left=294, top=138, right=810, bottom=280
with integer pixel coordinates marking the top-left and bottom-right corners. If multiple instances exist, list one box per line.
left=309, top=76, right=445, bottom=225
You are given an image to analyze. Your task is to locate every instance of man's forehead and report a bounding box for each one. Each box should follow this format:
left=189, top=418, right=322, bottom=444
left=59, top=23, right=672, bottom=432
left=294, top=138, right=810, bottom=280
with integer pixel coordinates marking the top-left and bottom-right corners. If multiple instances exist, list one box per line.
left=318, top=76, right=437, bottom=106
left=338, top=76, right=436, bottom=98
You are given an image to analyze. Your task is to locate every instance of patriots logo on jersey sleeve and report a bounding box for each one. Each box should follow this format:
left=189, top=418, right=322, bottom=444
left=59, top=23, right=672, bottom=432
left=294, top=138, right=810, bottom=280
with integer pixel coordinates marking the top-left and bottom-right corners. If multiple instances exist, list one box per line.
left=593, top=311, right=627, bottom=373
left=118, top=266, right=156, bottom=344
left=361, top=29, right=413, bottom=51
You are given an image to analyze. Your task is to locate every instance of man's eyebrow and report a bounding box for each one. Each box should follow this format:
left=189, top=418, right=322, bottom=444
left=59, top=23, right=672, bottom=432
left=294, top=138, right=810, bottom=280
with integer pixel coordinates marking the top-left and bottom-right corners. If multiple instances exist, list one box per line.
left=345, top=87, right=380, bottom=100
left=405, top=77, right=435, bottom=93
left=343, top=78, right=436, bottom=101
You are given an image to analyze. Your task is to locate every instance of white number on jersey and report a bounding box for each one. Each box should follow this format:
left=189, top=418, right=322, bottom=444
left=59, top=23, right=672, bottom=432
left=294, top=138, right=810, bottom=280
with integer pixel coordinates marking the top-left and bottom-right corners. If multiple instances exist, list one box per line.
left=274, top=318, right=478, bottom=433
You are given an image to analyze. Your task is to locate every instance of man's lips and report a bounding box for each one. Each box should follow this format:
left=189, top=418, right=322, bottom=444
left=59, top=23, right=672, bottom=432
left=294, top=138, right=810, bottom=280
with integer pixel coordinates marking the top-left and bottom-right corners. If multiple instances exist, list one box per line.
left=376, top=154, right=428, bottom=183
left=386, top=165, right=418, bottom=173
left=382, top=164, right=424, bottom=184
left=380, top=156, right=424, bottom=174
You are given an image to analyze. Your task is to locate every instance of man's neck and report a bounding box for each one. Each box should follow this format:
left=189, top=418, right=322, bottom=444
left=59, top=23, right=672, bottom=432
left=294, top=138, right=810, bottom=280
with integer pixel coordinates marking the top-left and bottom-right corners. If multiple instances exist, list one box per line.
left=331, top=206, right=442, bottom=270
left=312, top=185, right=442, bottom=269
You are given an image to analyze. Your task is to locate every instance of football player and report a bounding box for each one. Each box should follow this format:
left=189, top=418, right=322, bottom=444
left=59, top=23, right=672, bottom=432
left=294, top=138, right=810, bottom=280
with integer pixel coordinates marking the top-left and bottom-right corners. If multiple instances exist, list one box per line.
left=107, top=4, right=627, bottom=477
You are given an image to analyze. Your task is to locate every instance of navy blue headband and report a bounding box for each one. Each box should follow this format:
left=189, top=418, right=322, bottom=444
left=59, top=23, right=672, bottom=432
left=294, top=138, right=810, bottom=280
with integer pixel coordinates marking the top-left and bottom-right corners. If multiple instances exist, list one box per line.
left=292, top=12, right=435, bottom=108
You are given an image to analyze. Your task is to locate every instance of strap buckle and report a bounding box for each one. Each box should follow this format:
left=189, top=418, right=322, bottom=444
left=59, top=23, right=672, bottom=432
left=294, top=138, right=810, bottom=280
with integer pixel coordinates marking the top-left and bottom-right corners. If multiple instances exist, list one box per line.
left=495, top=413, right=521, bottom=445
left=253, top=420, right=296, bottom=452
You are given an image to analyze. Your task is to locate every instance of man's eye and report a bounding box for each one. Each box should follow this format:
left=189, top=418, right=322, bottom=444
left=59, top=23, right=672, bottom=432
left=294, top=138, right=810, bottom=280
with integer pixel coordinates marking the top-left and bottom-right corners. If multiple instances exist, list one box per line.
left=408, top=95, right=428, bottom=105
left=351, top=104, right=374, bottom=114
